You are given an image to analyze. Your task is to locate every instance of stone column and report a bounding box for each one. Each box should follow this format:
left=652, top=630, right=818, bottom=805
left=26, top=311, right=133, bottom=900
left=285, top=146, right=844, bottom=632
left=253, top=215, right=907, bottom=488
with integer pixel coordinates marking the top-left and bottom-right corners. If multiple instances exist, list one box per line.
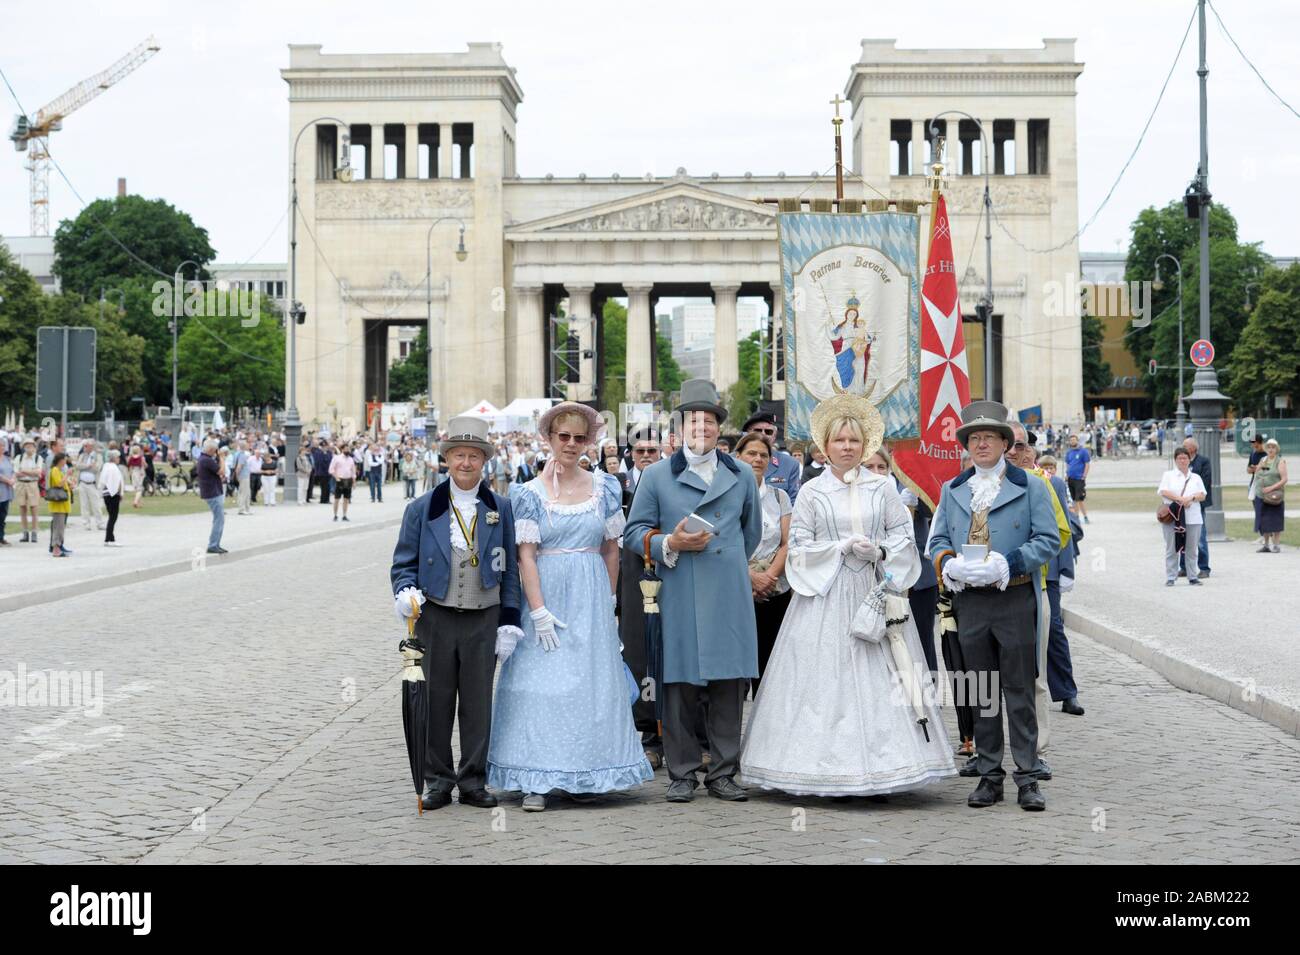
left=911, top=119, right=925, bottom=175
left=769, top=281, right=784, bottom=398
left=624, top=283, right=655, bottom=401
left=567, top=284, right=595, bottom=402
left=981, top=119, right=997, bottom=176
left=712, top=282, right=741, bottom=394
left=513, top=284, right=545, bottom=398
left=1015, top=119, right=1029, bottom=175
left=404, top=123, right=419, bottom=179
left=439, top=123, right=454, bottom=179
left=371, top=124, right=385, bottom=180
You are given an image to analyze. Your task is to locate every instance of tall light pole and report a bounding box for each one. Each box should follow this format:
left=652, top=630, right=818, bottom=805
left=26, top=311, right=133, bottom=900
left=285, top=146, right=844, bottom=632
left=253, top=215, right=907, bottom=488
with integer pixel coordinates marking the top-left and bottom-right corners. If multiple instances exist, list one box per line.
left=285, top=116, right=352, bottom=503
left=425, top=217, right=468, bottom=444
left=1153, top=253, right=1186, bottom=430
left=1186, top=0, right=1228, bottom=541
left=170, top=259, right=202, bottom=416
left=930, top=111, right=995, bottom=401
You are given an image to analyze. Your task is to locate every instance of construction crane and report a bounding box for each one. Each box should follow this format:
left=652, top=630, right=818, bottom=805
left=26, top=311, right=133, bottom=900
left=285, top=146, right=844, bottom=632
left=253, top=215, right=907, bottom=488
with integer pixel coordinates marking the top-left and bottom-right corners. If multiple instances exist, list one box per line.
left=9, top=35, right=161, bottom=236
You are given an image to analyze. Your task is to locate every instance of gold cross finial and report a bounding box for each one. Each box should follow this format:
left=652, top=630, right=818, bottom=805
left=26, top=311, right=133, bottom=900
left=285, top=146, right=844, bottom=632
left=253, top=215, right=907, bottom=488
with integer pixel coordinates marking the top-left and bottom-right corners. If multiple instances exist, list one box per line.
left=829, top=94, right=846, bottom=121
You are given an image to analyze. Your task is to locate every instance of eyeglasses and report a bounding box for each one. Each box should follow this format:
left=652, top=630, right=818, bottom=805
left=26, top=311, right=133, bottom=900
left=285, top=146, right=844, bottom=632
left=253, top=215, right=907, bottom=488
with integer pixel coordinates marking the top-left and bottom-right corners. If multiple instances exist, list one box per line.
left=751, top=426, right=776, bottom=436
left=633, top=447, right=659, bottom=455
left=554, top=432, right=588, bottom=444
left=1012, top=441, right=1029, bottom=451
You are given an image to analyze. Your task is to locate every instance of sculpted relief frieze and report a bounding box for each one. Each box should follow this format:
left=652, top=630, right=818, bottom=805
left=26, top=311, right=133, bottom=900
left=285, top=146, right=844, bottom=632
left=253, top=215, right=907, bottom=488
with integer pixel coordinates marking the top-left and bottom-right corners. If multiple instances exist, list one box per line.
left=889, top=176, right=1050, bottom=215
left=552, top=197, right=775, bottom=233
left=315, top=181, right=474, bottom=220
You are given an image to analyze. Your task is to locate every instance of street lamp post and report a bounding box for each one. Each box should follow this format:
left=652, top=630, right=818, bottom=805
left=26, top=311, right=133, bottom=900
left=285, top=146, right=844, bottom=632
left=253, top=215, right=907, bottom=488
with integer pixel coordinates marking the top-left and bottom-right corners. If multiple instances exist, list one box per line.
left=1186, top=0, right=1229, bottom=542
left=425, top=218, right=468, bottom=446
left=930, top=111, right=995, bottom=401
left=1153, top=254, right=1186, bottom=431
left=285, top=116, right=352, bottom=504
left=170, top=259, right=202, bottom=417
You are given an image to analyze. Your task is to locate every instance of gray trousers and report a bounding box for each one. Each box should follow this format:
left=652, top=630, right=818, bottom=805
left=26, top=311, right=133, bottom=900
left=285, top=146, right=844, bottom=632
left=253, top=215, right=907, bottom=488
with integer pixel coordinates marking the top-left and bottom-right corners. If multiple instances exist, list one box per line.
left=663, top=678, right=745, bottom=785
left=1163, top=521, right=1201, bottom=582
left=419, top=602, right=498, bottom=794
left=955, top=584, right=1039, bottom=787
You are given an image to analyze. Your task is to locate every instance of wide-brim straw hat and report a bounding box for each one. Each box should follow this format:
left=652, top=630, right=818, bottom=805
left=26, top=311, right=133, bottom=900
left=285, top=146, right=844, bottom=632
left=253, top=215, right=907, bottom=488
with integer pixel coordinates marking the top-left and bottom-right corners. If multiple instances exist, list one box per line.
left=809, top=393, right=885, bottom=463
left=537, top=402, right=605, bottom=443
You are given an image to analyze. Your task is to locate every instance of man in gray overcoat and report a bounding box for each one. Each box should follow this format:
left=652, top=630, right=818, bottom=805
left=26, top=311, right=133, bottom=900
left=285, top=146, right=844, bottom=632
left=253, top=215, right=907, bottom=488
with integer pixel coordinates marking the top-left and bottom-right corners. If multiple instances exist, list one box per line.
left=624, top=380, right=762, bottom=802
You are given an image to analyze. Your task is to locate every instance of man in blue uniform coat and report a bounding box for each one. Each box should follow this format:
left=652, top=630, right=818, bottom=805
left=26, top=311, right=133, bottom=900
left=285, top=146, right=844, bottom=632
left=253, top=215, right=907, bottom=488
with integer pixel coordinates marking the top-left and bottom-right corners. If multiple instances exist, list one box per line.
left=625, top=379, right=762, bottom=803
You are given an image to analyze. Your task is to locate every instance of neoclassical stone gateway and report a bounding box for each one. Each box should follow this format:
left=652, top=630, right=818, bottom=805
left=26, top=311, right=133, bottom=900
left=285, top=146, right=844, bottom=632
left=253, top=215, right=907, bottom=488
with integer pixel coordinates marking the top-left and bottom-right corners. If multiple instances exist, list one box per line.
left=283, top=39, right=1083, bottom=427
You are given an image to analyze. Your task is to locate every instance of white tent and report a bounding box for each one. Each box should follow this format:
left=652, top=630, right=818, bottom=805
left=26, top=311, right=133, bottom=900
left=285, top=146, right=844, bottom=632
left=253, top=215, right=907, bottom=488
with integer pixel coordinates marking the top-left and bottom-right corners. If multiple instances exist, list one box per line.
left=455, top=400, right=511, bottom=433
left=498, top=397, right=556, bottom=433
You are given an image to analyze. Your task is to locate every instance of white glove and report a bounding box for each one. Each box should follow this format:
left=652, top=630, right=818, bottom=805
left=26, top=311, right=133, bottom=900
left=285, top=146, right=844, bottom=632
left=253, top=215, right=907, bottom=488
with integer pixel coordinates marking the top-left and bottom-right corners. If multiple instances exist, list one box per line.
left=1058, top=573, right=1075, bottom=594
left=961, top=557, right=998, bottom=587
left=899, top=487, right=919, bottom=508
left=986, top=552, right=1011, bottom=590
left=941, top=556, right=968, bottom=592
left=851, top=539, right=882, bottom=562
left=839, top=536, right=859, bottom=555
left=393, top=586, right=425, bottom=622
left=495, top=625, right=524, bottom=662
left=530, top=606, right=567, bottom=652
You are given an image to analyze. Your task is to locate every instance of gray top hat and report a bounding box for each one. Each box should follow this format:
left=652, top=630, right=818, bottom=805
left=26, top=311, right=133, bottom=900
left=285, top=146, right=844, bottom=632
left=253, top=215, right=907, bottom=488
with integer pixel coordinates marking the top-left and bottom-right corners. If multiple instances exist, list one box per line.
left=439, top=416, right=495, bottom=457
left=955, top=399, right=1015, bottom=447
left=675, top=378, right=727, bottom=424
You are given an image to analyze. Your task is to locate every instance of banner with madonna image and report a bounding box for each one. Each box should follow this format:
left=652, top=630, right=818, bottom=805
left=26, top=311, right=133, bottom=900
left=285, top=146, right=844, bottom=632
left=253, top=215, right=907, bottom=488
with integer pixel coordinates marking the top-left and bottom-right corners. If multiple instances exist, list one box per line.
left=778, top=211, right=921, bottom=443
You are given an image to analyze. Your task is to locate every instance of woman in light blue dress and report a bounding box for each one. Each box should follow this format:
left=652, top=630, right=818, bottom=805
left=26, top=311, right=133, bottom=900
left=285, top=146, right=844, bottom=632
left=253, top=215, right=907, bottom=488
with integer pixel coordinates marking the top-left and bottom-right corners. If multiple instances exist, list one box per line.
left=488, top=404, right=654, bottom=811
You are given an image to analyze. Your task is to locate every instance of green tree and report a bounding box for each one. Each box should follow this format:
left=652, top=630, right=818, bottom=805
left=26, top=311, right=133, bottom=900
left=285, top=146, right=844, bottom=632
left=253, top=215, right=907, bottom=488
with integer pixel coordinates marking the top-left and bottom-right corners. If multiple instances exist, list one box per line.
left=600, top=300, right=628, bottom=414
left=724, top=381, right=752, bottom=426
left=175, top=291, right=285, bottom=409
left=600, top=299, right=684, bottom=412
left=1123, top=199, right=1267, bottom=412
left=1079, top=313, right=1113, bottom=399
left=0, top=244, right=46, bottom=417
left=737, top=330, right=763, bottom=409
left=52, top=195, right=215, bottom=298
left=1226, top=263, right=1300, bottom=417
left=388, top=326, right=429, bottom=402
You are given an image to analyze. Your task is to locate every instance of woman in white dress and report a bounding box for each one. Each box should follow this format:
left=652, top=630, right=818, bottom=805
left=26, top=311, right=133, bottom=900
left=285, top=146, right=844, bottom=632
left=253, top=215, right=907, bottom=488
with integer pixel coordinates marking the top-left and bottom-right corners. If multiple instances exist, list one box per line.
left=739, top=394, right=956, bottom=797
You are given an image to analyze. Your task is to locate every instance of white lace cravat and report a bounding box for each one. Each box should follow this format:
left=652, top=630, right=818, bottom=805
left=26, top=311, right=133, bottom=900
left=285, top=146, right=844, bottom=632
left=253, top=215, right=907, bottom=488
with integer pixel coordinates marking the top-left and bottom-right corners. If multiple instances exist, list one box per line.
left=970, top=458, right=1007, bottom=513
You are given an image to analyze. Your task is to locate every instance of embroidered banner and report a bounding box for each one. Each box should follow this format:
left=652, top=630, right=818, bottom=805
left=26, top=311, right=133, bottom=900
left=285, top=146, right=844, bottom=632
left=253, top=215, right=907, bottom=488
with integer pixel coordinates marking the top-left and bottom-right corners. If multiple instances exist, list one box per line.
left=778, top=211, right=921, bottom=443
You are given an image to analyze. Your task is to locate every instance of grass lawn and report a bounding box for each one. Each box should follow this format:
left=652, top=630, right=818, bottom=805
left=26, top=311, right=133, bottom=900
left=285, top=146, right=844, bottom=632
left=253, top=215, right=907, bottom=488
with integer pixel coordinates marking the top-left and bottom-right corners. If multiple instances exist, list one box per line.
left=1225, top=518, right=1299, bottom=548
left=1081, top=484, right=1253, bottom=514
left=4, top=486, right=213, bottom=537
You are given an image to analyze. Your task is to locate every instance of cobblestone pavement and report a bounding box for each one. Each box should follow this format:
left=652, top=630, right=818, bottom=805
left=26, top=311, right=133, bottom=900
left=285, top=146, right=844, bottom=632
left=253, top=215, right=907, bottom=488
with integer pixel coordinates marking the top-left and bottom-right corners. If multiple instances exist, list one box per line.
left=2, top=529, right=1298, bottom=865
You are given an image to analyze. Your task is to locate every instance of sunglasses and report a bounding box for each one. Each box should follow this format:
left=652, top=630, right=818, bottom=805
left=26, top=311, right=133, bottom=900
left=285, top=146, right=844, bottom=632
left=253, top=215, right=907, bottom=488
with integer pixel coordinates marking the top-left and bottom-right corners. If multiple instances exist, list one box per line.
left=1012, top=441, right=1029, bottom=450
left=633, top=447, right=659, bottom=455
left=554, top=432, right=588, bottom=445
left=751, top=426, right=776, bottom=436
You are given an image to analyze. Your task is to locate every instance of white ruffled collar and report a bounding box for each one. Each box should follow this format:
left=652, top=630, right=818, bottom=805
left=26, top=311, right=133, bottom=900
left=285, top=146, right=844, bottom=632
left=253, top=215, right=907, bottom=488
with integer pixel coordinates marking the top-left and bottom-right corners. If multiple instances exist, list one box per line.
left=682, top=443, right=717, bottom=469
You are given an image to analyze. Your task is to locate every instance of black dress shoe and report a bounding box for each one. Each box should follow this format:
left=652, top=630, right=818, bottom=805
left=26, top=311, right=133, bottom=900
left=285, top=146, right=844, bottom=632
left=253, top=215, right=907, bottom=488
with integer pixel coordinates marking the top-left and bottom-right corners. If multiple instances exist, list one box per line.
left=666, top=779, right=695, bottom=803
left=958, top=756, right=981, bottom=777
left=706, top=777, right=749, bottom=801
left=967, top=778, right=1003, bottom=808
left=459, top=788, right=498, bottom=809
left=1062, top=697, right=1085, bottom=716
left=1017, top=781, right=1046, bottom=811
left=420, top=789, right=453, bottom=811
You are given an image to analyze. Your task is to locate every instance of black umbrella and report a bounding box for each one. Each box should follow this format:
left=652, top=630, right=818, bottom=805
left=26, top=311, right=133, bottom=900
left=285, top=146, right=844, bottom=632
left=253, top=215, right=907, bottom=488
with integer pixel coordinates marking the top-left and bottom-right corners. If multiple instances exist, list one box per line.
left=638, top=530, right=665, bottom=728
left=937, top=589, right=976, bottom=747
left=398, top=608, right=428, bottom=815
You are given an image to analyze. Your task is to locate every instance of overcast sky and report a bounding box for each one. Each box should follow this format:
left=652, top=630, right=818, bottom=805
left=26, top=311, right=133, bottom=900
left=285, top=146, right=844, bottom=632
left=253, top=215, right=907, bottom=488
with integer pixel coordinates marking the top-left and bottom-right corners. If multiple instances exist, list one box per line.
left=1, top=0, right=1296, bottom=266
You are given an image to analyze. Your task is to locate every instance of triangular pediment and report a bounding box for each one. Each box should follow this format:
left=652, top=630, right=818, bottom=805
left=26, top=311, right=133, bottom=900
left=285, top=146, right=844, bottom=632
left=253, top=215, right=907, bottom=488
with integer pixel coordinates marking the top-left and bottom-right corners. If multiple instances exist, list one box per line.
left=509, top=181, right=776, bottom=236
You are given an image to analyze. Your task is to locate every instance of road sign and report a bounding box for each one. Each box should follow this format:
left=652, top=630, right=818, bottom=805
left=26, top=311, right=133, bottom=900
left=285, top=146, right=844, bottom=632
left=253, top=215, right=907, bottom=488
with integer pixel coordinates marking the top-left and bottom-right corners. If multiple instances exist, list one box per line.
left=1190, top=339, right=1215, bottom=368
left=35, top=326, right=97, bottom=414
